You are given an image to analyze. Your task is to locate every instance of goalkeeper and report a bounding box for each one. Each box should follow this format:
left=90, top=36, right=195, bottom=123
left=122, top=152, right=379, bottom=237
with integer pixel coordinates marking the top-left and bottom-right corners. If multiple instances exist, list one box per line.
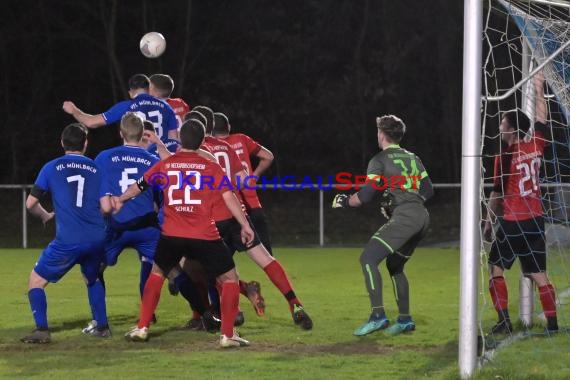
left=332, top=115, right=433, bottom=336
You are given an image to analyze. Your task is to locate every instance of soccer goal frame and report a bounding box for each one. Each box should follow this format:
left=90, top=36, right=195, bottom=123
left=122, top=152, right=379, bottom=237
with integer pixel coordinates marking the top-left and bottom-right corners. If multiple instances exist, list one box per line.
left=460, top=0, right=570, bottom=377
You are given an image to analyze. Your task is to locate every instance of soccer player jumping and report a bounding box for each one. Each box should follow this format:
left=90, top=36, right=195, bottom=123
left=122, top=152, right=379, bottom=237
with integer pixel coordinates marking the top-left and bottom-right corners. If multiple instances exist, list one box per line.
left=332, top=115, right=433, bottom=336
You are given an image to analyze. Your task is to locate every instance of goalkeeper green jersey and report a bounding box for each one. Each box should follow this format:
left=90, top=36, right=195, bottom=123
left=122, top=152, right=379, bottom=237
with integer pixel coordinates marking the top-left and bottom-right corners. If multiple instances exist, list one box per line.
left=364, top=144, right=432, bottom=208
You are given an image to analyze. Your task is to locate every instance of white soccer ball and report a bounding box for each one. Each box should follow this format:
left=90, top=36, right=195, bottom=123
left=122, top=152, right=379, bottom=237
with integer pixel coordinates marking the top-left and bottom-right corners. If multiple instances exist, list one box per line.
left=140, top=32, right=166, bottom=58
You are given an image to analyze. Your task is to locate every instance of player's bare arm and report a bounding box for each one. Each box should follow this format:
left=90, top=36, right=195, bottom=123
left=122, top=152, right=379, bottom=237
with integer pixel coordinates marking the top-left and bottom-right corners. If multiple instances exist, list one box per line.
left=222, top=190, right=254, bottom=245
left=113, top=179, right=144, bottom=213
left=534, top=70, right=547, bottom=124
left=26, top=195, right=54, bottom=225
left=144, top=130, right=172, bottom=159
left=252, top=147, right=274, bottom=177
left=99, top=195, right=113, bottom=215
left=484, top=190, right=503, bottom=241
left=62, top=101, right=106, bottom=128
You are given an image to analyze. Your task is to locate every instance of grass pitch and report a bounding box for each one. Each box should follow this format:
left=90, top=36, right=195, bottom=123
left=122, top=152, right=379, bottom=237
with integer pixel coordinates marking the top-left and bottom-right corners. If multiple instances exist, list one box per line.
left=0, top=247, right=568, bottom=379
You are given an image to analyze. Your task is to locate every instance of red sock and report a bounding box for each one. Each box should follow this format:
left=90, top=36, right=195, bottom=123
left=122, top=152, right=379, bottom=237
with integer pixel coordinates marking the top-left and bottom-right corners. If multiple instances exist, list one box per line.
left=264, top=260, right=300, bottom=311
left=489, top=276, right=508, bottom=312
left=539, top=284, right=557, bottom=318
left=239, top=280, right=248, bottom=296
left=220, top=282, right=240, bottom=338
left=138, top=273, right=164, bottom=328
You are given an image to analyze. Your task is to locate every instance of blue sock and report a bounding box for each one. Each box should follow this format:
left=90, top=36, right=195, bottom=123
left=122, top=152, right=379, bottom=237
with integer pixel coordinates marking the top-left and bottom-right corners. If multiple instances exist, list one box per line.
left=140, top=260, right=153, bottom=299
left=28, top=288, right=48, bottom=329
left=87, top=281, right=108, bottom=329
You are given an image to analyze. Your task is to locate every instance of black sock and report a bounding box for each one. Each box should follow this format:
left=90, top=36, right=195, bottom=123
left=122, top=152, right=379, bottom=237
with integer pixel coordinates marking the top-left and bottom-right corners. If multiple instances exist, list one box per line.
left=175, top=274, right=206, bottom=315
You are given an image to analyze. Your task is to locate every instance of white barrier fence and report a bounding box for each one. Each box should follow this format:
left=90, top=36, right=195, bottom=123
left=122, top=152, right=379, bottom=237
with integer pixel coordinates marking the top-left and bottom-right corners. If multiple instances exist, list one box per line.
left=4, top=182, right=570, bottom=248
left=1, top=183, right=463, bottom=249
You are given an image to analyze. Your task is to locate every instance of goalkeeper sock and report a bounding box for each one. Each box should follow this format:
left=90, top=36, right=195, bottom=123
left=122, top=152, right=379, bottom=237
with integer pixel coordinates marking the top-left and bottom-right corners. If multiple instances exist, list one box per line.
left=391, top=273, right=410, bottom=316
left=489, top=276, right=509, bottom=320
left=263, top=260, right=300, bottom=311
left=138, top=273, right=163, bottom=328
left=28, top=288, right=48, bottom=330
left=175, top=274, right=206, bottom=315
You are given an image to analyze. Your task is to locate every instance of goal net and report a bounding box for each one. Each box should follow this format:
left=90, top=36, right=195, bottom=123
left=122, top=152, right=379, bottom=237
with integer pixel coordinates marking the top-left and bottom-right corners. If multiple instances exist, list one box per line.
left=481, top=0, right=570, bottom=358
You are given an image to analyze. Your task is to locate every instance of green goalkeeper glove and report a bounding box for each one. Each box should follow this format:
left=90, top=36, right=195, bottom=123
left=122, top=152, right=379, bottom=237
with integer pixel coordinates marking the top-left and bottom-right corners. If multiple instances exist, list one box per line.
left=332, top=194, right=349, bottom=208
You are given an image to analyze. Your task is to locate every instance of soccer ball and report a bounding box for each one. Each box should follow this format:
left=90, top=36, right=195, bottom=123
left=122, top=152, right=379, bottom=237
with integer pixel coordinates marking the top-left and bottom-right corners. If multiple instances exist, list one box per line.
left=140, top=32, right=166, bottom=58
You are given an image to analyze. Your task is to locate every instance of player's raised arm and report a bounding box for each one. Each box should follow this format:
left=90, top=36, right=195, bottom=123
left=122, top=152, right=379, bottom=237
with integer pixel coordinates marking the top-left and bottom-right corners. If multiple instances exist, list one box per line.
left=534, top=70, right=547, bottom=124
left=62, top=101, right=106, bottom=129
left=143, top=129, right=172, bottom=160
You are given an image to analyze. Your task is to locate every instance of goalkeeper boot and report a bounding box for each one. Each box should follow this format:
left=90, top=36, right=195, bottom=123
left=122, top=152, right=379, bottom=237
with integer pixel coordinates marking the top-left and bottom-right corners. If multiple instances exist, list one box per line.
left=21, top=328, right=51, bottom=344
left=385, top=317, right=416, bottom=335
left=292, top=304, right=313, bottom=330
left=353, top=314, right=390, bottom=336
left=245, top=281, right=265, bottom=316
left=490, top=319, right=513, bottom=335
left=220, top=330, right=250, bottom=348
left=124, top=326, right=149, bottom=342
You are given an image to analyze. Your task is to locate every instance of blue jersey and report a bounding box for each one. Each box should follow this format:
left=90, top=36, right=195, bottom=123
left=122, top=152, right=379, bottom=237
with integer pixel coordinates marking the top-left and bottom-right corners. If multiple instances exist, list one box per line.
left=33, top=154, right=106, bottom=244
left=147, top=138, right=180, bottom=157
left=102, top=93, right=178, bottom=142
left=95, top=145, right=159, bottom=224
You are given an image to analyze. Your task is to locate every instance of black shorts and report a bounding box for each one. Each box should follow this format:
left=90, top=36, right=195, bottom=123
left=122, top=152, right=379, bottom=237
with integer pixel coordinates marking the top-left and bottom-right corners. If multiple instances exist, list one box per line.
left=154, top=235, right=235, bottom=278
left=248, top=207, right=272, bottom=255
left=216, top=216, right=261, bottom=254
left=488, top=216, right=546, bottom=274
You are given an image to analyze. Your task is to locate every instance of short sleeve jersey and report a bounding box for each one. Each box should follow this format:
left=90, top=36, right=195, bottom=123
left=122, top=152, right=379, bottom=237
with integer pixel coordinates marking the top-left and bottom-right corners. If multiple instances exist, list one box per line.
left=95, top=145, right=159, bottom=224
left=166, top=98, right=190, bottom=128
left=224, top=133, right=263, bottom=209
left=492, top=125, right=546, bottom=221
left=202, top=136, right=246, bottom=221
left=33, top=154, right=106, bottom=244
left=143, top=151, right=226, bottom=240
left=102, top=93, right=178, bottom=142
left=366, top=145, right=429, bottom=207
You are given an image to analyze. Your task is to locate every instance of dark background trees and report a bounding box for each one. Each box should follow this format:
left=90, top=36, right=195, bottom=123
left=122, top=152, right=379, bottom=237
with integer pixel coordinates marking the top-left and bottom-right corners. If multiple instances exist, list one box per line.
left=0, top=0, right=464, bottom=184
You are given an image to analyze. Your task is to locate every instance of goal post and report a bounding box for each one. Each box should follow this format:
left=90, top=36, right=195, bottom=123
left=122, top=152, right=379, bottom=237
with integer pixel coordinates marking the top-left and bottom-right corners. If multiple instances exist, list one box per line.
left=459, top=0, right=483, bottom=377
left=462, top=0, right=570, bottom=377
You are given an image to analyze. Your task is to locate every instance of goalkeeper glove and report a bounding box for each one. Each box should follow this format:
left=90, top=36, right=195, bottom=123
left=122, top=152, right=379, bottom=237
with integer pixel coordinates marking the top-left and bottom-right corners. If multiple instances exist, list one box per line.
left=332, top=194, right=350, bottom=208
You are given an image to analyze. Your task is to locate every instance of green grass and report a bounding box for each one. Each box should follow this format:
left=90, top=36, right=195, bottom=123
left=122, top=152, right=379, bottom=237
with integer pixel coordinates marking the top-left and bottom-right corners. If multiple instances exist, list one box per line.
left=0, top=247, right=568, bottom=379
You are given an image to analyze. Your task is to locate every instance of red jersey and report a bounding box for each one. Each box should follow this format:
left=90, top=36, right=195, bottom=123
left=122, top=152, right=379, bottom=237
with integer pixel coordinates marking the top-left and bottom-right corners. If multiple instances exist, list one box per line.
left=202, top=136, right=246, bottom=221
left=166, top=98, right=190, bottom=128
left=144, top=151, right=225, bottom=240
left=493, top=131, right=545, bottom=221
left=223, top=133, right=263, bottom=209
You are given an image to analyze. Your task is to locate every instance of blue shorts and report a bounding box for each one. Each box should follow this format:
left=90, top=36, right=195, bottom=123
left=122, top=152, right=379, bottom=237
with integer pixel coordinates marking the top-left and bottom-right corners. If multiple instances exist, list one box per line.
left=34, top=240, right=106, bottom=284
left=105, top=227, right=160, bottom=266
